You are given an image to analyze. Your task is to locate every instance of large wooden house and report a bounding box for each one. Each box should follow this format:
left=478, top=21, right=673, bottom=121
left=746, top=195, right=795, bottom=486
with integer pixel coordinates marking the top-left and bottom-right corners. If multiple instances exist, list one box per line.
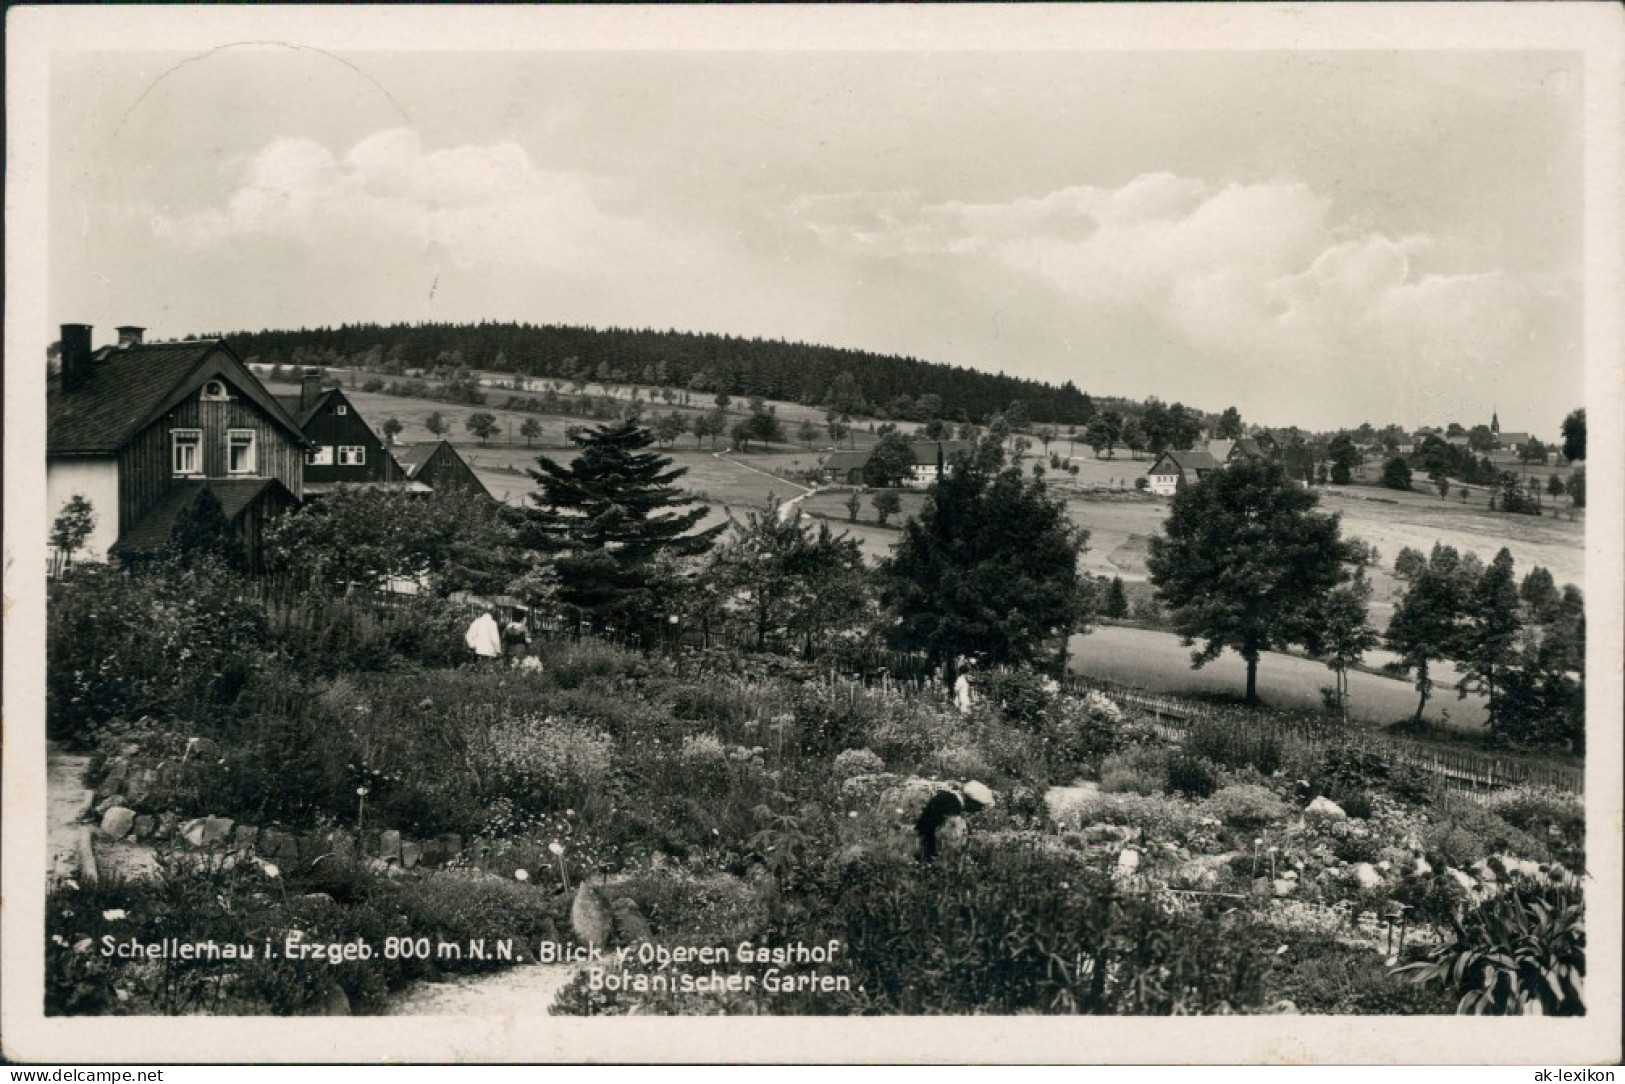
left=275, top=369, right=424, bottom=495
left=47, top=324, right=309, bottom=567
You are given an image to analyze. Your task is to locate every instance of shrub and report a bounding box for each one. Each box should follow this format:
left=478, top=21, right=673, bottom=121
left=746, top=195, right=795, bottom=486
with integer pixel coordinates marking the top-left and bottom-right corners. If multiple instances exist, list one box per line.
left=48, top=559, right=268, bottom=743
left=1202, top=784, right=1289, bottom=828
left=1098, top=746, right=1168, bottom=795
left=1395, top=882, right=1584, bottom=1014
left=1046, top=691, right=1127, bottom=772
left=977, top=668, right=1057, bottom=727
left=1166, top=754, right=1220, bottom=799
left=832, top=748, right=885, bottom=779
left=1265, top=938, right=1454, bottom=1014
left=484, top=713, right=617, bottom=814
left=539, top=638, right=650, bottom=690
left=1311, top=747, right=1433, bottom=808
left=1422, top=800, right=1549, bottom=868
left=1183, top=720, right=1284, bottom=777
left=1481, top=787, right=1584, bottom=865
left=1047, top=791, right=1200, bottom=840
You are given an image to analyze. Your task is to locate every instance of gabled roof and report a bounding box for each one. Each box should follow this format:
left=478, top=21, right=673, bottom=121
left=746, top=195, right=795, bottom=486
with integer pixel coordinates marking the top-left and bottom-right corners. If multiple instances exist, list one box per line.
left=111, top=478, right=295, bottom=554
left=1148, top=449, right=1221, bottom=474
left=1231, top=437, right=1263, bottom=458
left=396, top=442, right=444, bottom=476
left=821, top=449, right=872, bottom=471
left=908, top=440, right=973, bottom=466
left=49, top=339, right=307, bottom=455
left=1498, top=432, right=1534, bottom=446
left=274, top=387, right=338, bottom=428
left=1206, top=439, right=1236, bottom=463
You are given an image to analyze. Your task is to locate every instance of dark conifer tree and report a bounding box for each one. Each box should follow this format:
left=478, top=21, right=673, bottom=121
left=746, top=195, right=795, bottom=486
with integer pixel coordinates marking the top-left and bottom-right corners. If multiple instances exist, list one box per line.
left=524, top=420, right=723, bottom=633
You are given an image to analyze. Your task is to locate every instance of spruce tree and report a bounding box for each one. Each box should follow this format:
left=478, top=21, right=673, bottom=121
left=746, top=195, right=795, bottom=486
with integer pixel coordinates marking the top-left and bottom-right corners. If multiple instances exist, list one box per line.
left=1385, top=544, right=1473, bottom=724
left=1459, top=547, right=1523, bottom=728
left=525, top=420, right=723, bottom=633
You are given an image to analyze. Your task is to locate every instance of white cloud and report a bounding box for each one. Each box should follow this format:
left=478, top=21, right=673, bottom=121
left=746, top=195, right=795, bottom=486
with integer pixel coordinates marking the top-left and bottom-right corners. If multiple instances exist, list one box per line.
left=158, top=128, right=641, bottom=272
left=788, top=174, right=1554, bottom=426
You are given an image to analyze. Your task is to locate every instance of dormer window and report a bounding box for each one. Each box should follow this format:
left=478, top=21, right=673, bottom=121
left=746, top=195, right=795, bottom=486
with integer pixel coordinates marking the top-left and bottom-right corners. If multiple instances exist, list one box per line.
left=201, top=379, right=229, bottom=401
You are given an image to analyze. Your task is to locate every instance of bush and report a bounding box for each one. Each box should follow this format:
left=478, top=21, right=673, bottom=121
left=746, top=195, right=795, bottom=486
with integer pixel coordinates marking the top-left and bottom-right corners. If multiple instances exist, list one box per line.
left=1202, top=784, right=1289, bottom=828
left=1098, top=746, right=1168, bottom=795
left=484, top=713, right=618, bottom=815
left=1310, top=746, right=1434, bottom=808
left=48, top=559, right=268, bottom=743
left=1047, top=791, right=1201, bottom=841
left=1265, top=938, right=1454, bottom=1014
left=977, top=668, right=1057, bottom=727
left=1422, top=800, right=1549, bottom=868
left=1395, top=882, right=1584, bottom=1014
left=832, top=748, right=885, bottom=779
left=1046, top=691, right=1126, bottom=772
left=1481, top=786, right=1584, bottom=865
left=1183, top=720, right=1284, bottom=777
left=1166, top=754, right=1220, bottom=799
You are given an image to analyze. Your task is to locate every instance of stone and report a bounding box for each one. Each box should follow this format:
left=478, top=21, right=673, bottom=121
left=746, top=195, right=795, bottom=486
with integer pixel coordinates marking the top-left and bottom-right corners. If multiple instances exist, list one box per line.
left=1351, top=862, right=1383, bottom=891
left=125, top=768, right=158, bottom=807
left=94, top=794, right=127, bottom=816
left=232, top=825, right=259, bottom=852
left=611, top=897, right=653, bottom=944
left=1252, top=877, right=1274, bottom=898
left=322, top=985, right=351, bottom=1016
left=186, top=737, right=221, bottom=761
left=155, top=812, right=178, bottom=840
left=1272, top=878, right=1297, bottom=897
left=1413, top=856, right=1433, bottom=877
left=365, top=857, right=391, bottom=876
left=379, top=830, right=402, bottom=860
left=1305, top=796, right=1347, bottom=822
left=100, top=806, right=136, bottom=841
left=571, top=884, right=614, bottom=950
left=132, top=814, right=155, bottom=841
left=1116, top=847, right=1141, bottom=875
left=298, top=892, right=336, bottom=907
left=400, top=841, right=423, bottom=869
left=260, top=829, right=298, bottom=860
left=1447, top=868, right=1477, bottom=895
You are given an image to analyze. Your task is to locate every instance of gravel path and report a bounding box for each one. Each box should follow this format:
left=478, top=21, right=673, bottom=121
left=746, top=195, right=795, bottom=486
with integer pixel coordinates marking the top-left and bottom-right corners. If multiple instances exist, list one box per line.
left=385, top=962, right=583, bottom=1016
left=47, top=742, right=95, bottom=886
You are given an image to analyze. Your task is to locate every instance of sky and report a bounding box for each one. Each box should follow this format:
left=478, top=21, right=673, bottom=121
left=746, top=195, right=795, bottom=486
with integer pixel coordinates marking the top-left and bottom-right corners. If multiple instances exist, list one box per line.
left=48, top=44, right=1585, bottom=433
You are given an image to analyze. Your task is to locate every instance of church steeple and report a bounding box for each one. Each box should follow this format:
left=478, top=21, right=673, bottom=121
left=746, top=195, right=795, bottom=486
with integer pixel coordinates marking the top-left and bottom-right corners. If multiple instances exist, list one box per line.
left=1491, top=410, right=1500, bottom=434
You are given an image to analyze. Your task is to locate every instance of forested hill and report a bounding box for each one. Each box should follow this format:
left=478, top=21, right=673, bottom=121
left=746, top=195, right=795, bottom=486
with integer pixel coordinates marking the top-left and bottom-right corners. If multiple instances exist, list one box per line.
left=203, top=321, right=1101, bottom=425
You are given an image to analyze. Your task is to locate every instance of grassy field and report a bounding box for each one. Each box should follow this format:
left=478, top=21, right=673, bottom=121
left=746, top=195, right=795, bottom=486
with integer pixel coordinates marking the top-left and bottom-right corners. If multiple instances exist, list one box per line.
left=267, top=373, right=1585, bottom=618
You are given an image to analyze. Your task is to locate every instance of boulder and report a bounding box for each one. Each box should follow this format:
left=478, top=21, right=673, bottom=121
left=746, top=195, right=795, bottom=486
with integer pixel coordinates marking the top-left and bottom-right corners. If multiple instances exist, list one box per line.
left=100, top=806, right=136, bottom=841
left=321, top=985, right=351, bottom=1016
left=1412, top=856, right=1433, bottom=877
left=571, top=884, right=614, bottom=950
left=94, top=793, right=127, bottom=816
left=125, top=768, right=159, bottom=807
left=611, top=897, right=653, bottom=944
left=185, top=737, right=221, bottom=761
left=132, top=815, right=156, bottom=842
left=260, top=829, right=299, bottom=860
left=1351, top=862, right=1383, bottom=891
left=232, top=825, right=259, bottom=853
left=400, top=841, right=423, bottom=869
left=1272, top=878, right=1297, bottom=897
left=181, top=816, right=235, bottom=848
left=1304, top=796, right=1347, bottom=822
left=379, top=830, right=402, bottom=860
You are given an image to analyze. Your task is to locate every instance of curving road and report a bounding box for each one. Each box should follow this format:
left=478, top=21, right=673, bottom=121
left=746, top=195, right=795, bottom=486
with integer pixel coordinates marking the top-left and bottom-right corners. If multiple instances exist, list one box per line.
left=1068, top=625, right=1487, bottom=731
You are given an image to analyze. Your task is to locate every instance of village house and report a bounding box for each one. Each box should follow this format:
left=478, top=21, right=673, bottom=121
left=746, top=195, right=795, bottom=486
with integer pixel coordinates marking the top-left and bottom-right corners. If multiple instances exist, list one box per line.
left=275, top=368, right=428, bottom=495
left=904, top=440, right=974, bottom=487
left=819, top=449, right=871, bottom=485
left=394, top=440, right=493, bottom=499
left=47, top=324, right=309, bottom=568
left=1144, top=448, right=1222, bottom=496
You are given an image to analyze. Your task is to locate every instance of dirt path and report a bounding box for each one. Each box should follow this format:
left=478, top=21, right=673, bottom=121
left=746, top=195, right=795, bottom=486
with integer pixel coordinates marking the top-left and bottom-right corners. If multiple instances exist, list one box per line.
left=385, top=962, right=582, bottom=1016
left=47, top=743, right=95, bottom=886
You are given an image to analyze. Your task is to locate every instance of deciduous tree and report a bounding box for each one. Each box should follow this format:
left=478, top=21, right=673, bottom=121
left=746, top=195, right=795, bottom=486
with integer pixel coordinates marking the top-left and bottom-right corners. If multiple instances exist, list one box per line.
left=1146, top=458, right=1351, bottom=703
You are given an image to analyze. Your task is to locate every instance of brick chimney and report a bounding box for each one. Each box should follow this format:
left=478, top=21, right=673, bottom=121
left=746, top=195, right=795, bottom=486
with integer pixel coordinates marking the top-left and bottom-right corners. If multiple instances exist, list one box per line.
left=59, top=324, right=94, bottom=393
left=116, top=326, right=145, bottom=348
left=300, top=367, right=325, bottom=412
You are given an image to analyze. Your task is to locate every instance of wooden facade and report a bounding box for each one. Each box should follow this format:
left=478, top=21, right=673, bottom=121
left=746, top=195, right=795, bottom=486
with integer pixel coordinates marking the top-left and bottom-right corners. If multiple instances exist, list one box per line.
left=298, top=388, right=401, bottom=485
left=117, top=391, right=305, bottom=533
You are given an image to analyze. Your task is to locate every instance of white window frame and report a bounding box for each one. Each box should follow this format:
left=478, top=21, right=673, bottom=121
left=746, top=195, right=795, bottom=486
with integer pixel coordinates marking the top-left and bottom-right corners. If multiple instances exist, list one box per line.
left=227, top=429, right=257, bottom=475
left=201, top=379, right=230, bottom=401
left=171, top=429, right=202, bottom=476
left=337, top=445, right=367, bottom=466
left=306, top=445, right=334, bottom=466
left=335, top=403, right=348, bottom=416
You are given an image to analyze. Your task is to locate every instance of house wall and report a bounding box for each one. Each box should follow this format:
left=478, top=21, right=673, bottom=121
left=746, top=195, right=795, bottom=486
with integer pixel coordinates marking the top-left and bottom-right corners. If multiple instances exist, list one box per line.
left=47, top=458, right=120, bottom=560
left=419, top=445, right=488, bottom=496
left=301, top=392, right=394, bottom=484
left=1147, top=471, right=1180, bottom=497
left=119, top=393, right=304, bottom=529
